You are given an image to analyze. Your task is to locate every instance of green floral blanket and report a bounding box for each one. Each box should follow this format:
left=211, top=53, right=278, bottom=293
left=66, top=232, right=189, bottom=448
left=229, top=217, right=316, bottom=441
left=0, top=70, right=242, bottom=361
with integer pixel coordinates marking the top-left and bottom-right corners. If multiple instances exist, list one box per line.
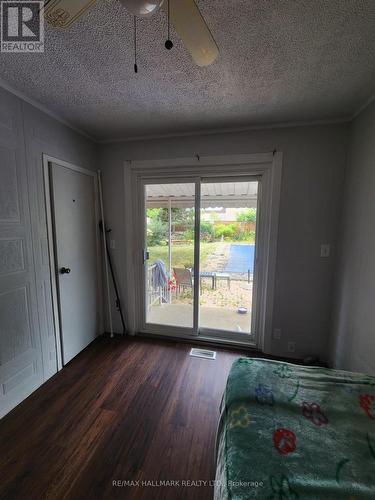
left=214, top=358, right=375, bottom=499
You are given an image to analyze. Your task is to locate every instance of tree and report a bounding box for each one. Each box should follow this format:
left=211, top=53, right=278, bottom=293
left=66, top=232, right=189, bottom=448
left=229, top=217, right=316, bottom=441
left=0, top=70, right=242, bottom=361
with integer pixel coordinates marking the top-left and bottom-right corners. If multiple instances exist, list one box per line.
left=147, top=217, right=168, bottom=246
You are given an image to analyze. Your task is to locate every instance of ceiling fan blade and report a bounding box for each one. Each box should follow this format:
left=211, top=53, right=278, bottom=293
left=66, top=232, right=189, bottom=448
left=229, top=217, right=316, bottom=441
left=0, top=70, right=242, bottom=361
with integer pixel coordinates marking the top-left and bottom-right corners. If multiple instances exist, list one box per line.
left=163, top=0, right=219, bottom=67
left=44, top=0, right=97, bottom=28
left=118, top=0, right=164, bottom=18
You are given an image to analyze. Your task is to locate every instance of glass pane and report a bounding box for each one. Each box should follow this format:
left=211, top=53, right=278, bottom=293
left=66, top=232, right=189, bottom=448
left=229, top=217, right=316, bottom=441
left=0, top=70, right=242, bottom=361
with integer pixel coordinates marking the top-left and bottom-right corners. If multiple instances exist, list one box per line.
left=199, top=180, right=258, bottom=334
left=145, top=183, right=195, bottom=328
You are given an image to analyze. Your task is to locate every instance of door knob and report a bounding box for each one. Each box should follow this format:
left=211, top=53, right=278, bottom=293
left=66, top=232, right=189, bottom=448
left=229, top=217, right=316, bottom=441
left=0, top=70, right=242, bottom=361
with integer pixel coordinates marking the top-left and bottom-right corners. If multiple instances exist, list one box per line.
left=60, top=267, right=71, bottom=274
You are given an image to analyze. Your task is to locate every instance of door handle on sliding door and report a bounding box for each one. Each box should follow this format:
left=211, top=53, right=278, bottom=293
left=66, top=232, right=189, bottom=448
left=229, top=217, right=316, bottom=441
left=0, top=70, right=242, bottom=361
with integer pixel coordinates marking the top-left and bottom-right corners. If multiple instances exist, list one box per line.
left=60, top=267, right=71, bottom=274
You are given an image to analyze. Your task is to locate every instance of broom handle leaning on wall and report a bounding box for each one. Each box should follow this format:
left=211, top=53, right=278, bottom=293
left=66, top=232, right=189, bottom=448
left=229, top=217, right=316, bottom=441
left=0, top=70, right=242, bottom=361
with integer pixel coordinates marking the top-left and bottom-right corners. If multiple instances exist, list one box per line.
left=98, top=170, right=114, bottom=339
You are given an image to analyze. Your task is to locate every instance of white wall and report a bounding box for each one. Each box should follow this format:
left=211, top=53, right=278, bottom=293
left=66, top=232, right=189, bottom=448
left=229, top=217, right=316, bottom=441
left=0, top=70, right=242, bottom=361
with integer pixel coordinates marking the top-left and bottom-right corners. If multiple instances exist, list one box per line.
left=0, top=86, right=97, bottom=417
left=99, top=123, right=348, bottom=361
left=330, top=101, right=375, bottom=375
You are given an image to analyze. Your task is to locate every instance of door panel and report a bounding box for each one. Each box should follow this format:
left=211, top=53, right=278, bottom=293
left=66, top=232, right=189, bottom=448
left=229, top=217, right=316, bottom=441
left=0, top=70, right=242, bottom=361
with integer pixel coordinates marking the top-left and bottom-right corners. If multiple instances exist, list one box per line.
left=199, top=180, right=258, bottom=336
left=50, top=164, right=98, bottom=364
left=0, top=119, right=44, bottom=418
left=144, top=182, right=196, bottom=329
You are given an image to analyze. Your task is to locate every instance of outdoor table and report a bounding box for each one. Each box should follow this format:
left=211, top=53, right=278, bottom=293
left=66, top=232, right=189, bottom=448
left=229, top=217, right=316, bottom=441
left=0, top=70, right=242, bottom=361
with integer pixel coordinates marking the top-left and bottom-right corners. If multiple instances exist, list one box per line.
left=214, top=272, right=231, bottom=289
left=200, top=271, right=216, bottom=289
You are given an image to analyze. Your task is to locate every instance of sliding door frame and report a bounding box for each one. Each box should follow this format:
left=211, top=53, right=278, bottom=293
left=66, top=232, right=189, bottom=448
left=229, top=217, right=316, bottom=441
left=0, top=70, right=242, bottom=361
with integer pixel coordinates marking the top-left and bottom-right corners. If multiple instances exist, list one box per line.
left=140, top=176, right=200, bottom=337
left=198, top=175, right=261, bottom=344
left=124, top=153, right=282, bottom=352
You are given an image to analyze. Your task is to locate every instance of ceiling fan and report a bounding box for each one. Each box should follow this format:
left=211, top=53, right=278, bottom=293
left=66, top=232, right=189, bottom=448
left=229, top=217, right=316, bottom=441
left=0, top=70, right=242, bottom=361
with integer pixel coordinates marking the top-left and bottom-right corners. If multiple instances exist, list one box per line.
left=44, top=0, right=219, bottom=67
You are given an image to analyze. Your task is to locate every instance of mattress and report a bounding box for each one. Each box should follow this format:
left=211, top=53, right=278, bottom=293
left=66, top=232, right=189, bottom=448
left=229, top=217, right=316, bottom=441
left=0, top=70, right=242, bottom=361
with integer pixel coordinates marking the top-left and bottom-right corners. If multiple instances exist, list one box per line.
left=214, top=358, right=375, bottom=499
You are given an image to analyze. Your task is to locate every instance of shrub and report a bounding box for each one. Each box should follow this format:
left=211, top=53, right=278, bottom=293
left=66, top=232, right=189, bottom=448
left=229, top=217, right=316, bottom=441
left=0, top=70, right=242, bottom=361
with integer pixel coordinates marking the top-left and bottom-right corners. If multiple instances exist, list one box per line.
left=233, top=230, right=256, bottom=242
left=200, top=221, right=215, bottom=241
left=183, top=229, right=194, bottom=241
left=181, top=222, right=215, bottom=241
left=214, top=223, right=237, bottom=239
left=236, top=208, right=257, bottom=223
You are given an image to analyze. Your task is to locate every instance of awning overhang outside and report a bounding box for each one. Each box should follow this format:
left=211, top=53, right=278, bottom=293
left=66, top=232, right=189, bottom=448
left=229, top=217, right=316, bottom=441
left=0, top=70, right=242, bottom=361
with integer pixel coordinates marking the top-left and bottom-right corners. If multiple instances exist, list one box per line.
left=145, top=182, right=258, bottom=209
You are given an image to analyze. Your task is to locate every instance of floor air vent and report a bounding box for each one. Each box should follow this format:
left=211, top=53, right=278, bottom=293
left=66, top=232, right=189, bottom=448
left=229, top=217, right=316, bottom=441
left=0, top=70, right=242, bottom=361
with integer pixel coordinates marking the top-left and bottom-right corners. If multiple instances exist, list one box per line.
left=190, top=348, right=216, bottom=360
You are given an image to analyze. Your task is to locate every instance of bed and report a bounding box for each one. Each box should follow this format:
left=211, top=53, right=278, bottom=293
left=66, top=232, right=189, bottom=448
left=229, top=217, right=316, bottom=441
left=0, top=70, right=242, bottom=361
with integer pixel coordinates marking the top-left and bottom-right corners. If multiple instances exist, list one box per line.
left=215, top=358, right=375, bottom=499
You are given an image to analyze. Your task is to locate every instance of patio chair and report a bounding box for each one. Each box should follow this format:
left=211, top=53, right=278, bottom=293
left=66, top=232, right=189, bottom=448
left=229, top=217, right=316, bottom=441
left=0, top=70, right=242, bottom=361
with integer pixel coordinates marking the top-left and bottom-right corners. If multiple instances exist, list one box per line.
left=173, top=267, right=193, bottom=296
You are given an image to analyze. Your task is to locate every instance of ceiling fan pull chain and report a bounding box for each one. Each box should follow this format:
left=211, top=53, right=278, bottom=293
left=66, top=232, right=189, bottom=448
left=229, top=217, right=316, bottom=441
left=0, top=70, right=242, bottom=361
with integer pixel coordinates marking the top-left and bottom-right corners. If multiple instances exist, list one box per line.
left=134, top=15, right=138, bottom=73
left=165, top=0, right=173, bottom=50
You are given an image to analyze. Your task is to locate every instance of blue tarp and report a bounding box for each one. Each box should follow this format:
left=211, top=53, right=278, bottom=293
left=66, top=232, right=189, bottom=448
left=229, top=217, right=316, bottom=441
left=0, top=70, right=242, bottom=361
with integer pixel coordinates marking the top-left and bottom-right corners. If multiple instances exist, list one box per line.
left=224, top=244, right=255, bottom=274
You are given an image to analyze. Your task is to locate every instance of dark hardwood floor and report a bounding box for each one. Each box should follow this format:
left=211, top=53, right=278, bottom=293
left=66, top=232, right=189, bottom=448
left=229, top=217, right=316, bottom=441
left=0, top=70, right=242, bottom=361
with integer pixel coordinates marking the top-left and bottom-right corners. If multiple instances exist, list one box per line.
left=0, top=336, right=252, bottom=500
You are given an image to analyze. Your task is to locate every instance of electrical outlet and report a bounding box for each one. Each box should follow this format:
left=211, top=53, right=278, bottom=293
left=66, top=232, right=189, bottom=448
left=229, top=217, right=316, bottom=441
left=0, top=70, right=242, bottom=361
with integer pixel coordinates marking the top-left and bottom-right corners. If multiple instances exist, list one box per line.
left=320, top=244, right=330, bottom=257
left=287, top=341, right=296, bottom=353
left=273, top=328, right=281, bottom=340
left=110, top=239, right=116, bottom=250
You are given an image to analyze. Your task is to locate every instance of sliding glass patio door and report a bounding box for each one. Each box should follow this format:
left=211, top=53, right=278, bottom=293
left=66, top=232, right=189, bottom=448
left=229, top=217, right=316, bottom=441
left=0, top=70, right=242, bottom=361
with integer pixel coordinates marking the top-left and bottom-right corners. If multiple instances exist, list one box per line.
left=199, top=179, right=258, bottom=337
left=142, top=177, right=259, bottom=343
left=144, top=181, right=199, bottom=332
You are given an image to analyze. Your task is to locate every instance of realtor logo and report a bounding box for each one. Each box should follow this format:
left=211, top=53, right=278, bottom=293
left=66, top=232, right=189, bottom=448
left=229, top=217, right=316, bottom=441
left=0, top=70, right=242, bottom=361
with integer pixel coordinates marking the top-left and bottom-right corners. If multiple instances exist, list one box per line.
left=1, top=1, right=44, bottom=52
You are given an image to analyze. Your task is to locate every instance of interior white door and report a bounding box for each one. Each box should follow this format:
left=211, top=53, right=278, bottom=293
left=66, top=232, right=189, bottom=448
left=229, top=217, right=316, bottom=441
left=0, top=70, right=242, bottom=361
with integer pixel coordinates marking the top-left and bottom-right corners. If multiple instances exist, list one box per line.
left=50, top=163, right=98, bottom=364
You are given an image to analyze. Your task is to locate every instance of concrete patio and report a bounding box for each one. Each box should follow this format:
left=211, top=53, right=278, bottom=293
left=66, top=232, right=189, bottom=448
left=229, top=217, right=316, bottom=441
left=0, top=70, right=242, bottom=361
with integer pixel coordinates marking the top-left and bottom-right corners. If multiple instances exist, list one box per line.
left=147, top=304, right=252, bottom=333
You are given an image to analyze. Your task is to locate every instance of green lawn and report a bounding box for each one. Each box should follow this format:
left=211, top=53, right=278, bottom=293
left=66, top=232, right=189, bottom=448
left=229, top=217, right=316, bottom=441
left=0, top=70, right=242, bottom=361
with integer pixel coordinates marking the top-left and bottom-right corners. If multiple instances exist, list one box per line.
left=148, top=242, right=221, bottom=269
left=148, top=238, right=255, bottom=271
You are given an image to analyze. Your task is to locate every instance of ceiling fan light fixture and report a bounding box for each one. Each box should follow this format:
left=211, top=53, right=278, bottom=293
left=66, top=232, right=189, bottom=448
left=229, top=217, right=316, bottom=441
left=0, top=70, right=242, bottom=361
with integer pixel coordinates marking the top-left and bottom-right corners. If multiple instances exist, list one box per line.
left=118, top=0, right=164, bottom=18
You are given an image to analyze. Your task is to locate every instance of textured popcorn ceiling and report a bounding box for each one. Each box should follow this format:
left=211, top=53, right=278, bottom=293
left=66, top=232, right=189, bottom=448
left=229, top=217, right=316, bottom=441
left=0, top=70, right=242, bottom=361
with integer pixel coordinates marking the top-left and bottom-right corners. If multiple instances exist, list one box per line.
left=1, top=0, right=375, bottom=141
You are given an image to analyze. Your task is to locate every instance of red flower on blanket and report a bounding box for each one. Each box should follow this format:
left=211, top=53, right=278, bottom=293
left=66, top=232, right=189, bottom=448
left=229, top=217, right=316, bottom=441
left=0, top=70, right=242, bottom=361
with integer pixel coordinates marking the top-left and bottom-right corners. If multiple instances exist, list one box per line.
left=302, top=402, right=328, bottom=426
left=360, top=394, right=375, bottom=420
left=273, top=428, right=296, bottom=455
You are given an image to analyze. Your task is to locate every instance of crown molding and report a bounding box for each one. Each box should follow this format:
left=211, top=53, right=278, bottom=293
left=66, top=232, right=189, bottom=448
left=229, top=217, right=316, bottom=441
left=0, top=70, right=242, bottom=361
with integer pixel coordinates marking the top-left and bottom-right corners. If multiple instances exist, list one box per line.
left=0, top=78, right=97, bottom=142
left=99, top=116, right=352, bottom=144
left=1, top=76, right=374, bottom=145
